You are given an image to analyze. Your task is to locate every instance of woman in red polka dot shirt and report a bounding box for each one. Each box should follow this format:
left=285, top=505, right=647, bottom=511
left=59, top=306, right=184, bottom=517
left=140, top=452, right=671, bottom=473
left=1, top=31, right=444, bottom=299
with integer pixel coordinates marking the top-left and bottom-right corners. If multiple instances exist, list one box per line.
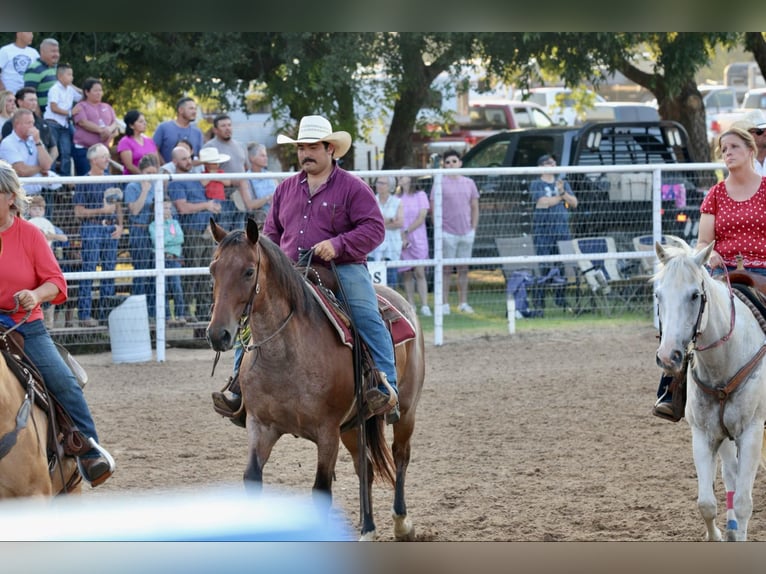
left=654, top=126, right=766, bottom=421
left=697, top=126, right=766, bottom=272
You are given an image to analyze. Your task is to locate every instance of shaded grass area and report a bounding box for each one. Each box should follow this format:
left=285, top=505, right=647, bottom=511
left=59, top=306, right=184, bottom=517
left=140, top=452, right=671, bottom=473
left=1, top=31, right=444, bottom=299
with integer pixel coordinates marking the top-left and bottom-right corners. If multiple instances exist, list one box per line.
left=404, top=268, right=656, bottom=339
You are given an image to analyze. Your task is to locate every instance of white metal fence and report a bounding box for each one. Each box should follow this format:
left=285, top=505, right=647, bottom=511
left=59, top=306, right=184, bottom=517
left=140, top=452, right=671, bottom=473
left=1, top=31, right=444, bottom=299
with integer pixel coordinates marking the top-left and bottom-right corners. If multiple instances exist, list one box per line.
left=22, top=161, right=723, bottom=355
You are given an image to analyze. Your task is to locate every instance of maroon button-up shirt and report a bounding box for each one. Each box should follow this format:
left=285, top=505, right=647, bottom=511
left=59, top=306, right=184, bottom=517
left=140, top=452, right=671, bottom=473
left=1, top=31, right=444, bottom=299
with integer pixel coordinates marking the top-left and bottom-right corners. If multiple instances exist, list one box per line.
left=264, top=163, right=384, bottom=265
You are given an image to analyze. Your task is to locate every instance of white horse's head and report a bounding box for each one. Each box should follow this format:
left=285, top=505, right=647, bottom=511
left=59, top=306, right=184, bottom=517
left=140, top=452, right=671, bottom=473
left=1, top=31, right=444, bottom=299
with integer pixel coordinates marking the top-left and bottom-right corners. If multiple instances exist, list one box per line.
left=654, top=239, right=716, bottom=374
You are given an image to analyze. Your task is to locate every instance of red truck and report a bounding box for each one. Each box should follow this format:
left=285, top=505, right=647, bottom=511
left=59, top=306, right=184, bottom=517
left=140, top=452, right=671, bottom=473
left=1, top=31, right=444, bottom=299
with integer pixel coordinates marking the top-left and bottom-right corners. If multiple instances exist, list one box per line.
left=412, top=99, right=555, bottom=166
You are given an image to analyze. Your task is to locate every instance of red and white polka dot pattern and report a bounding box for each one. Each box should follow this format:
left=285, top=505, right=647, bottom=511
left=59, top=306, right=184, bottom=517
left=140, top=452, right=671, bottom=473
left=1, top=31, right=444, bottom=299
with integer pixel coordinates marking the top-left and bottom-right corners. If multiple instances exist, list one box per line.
left=701, top=178, right=766, bottom=268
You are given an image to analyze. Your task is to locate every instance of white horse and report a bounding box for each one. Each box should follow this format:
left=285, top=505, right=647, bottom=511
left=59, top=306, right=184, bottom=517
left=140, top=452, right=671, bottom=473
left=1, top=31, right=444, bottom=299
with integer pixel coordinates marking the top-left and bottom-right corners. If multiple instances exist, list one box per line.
left=654, top=239, right=766, bottom=541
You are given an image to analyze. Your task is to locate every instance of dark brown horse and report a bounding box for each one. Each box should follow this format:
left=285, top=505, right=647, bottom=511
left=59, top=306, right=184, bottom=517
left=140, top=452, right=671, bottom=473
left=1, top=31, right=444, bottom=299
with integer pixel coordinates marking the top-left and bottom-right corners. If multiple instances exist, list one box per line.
left=0, top=349, right=82, bottom=498
left=206, top=218, right=425, bottom=540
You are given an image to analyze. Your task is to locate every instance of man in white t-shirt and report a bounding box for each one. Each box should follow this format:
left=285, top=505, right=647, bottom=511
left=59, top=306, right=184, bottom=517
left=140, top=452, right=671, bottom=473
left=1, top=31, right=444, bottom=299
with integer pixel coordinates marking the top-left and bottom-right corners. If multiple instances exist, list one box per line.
left=0, top=33, right=39, bottom=94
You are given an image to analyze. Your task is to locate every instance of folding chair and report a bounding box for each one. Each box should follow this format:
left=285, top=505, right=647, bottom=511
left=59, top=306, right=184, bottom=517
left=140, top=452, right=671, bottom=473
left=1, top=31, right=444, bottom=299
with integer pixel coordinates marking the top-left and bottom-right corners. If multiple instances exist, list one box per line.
left=632, top=234, right=668, bottom=277
left=572, top=236, right=646, bottom=313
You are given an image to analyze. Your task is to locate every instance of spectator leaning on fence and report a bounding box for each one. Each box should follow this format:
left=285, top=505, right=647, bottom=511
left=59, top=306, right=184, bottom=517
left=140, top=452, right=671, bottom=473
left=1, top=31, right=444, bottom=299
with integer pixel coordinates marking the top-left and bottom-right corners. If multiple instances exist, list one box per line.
left=167, top=144, right=221, bottom=323
left=123, top=153, right=161, bottom=318
left=72, top=143, right=124, bottom=328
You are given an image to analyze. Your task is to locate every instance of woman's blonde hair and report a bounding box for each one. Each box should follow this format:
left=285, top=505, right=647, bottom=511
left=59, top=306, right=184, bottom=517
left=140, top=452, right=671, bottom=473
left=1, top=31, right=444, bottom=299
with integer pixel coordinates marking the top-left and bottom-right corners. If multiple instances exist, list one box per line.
left=0, top=159, right=27, bottom=215
left=716, top=126, right=757, bottom=159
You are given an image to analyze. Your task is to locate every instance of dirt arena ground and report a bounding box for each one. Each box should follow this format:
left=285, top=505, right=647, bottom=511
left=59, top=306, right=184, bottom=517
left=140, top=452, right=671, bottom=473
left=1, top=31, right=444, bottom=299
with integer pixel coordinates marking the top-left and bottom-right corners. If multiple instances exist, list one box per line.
left=76, top=322, right=766, bottom=542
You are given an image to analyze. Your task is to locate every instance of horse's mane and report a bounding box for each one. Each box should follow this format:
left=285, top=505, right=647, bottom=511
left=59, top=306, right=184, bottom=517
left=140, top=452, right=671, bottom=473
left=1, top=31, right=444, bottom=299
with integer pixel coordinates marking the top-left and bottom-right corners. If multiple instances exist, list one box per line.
left=219, top=231, right=316, bottom=316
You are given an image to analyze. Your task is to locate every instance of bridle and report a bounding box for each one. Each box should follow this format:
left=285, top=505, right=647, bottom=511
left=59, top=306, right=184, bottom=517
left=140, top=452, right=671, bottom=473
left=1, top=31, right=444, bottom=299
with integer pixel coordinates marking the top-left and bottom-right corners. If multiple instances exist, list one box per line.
left=210, top=239, right=294, bottom=375
left=687, top=265, right=766, bottom=439
left=691, top=266, right=735, bottom=352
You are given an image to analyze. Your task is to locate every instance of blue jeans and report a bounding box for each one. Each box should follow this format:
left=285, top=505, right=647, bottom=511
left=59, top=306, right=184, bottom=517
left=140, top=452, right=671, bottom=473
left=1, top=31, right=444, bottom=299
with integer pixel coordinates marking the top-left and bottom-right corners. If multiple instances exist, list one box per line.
left=79, top=222, right=118, bottom=321
left=165, top=256, right=186, bottom=319
left=129, top=225, right=156, bottom=316
left=16, top=319, right=101, bottom=457
left=335, top=263, right=397, bottom=390
left=72, top=145, right=89, bottom=176
left=49, top=122, right=73, bottom=176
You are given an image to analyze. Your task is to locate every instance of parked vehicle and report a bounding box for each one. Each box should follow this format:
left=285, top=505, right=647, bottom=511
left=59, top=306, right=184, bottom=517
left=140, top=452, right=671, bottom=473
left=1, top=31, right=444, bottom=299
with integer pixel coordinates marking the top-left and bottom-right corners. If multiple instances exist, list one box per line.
left=581, top=102, right=660, bottom=123
left=524, top=87, right=606, bottom=126
left=411, top=100, right=554, bottom=166
left=460, top=121, right=707, bottom=258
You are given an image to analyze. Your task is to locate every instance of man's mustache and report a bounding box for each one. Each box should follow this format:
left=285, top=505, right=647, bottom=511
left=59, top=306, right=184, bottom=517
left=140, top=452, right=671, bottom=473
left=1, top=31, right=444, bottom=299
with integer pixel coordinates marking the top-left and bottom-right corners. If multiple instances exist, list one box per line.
left=301, top=158, right=315, bottom=165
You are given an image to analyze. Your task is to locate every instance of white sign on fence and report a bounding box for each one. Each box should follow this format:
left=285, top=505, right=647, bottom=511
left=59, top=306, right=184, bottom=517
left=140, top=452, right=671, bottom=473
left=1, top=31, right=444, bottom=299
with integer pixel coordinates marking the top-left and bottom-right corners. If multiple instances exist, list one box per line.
left=367, top=261, right=387, bottom=286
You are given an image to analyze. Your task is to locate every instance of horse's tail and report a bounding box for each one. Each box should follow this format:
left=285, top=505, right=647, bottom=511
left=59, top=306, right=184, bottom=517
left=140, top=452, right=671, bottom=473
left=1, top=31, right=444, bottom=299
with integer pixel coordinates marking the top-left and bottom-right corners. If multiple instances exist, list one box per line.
left=365, top=417, right=395, bottom=486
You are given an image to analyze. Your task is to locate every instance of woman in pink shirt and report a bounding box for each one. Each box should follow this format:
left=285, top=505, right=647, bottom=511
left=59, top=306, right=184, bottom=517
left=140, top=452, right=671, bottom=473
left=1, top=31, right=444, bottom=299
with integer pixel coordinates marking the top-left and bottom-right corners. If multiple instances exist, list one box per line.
left=71, top=77, right=118, bottom=176
left=117, top=110, right=158, bottom=175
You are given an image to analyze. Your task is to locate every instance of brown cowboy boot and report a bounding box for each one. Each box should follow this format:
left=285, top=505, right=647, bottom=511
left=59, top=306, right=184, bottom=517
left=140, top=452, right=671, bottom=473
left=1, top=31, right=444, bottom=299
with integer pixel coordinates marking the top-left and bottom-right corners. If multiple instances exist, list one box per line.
left=212, top=375, right=246, bottom=428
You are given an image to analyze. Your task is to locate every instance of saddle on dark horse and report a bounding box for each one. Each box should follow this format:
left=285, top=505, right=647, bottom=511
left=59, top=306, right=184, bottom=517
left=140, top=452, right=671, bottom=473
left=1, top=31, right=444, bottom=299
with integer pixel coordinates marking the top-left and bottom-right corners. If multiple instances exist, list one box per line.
left=0, top=328, right=90, bottom=492
left=659, top=265, right=766, bottom=423
left=213, top=266, right=416, bottom=429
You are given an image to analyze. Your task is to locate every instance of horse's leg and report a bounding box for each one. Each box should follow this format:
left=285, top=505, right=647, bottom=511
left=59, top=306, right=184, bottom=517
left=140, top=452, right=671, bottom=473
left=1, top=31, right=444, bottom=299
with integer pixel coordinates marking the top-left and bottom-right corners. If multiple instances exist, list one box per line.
left=243, top=422, right=280, bottom=492
left=717, top=438, right=738, bottom=541
left=340, top=429, right=377, bottom=541
left=311, top=431, right=341, bottom=530
left=729, top=424, right=766, bottom=541
left=691, top=428, right=722, bottom=541
left=391, top=417, right=415, bottom=541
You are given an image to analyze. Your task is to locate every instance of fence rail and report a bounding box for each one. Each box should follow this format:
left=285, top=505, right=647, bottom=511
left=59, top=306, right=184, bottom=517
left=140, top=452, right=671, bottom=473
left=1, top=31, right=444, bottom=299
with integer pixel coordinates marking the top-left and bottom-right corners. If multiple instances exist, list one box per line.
left=20, top=162, right=724, bottom=355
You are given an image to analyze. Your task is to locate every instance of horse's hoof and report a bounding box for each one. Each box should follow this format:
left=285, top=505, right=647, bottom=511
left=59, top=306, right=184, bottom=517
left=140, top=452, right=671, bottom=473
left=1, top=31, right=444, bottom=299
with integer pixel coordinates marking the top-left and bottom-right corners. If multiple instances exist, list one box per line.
left=359, top=529, right=377, bottom=542
left=393, top=513, right=414, bottom=541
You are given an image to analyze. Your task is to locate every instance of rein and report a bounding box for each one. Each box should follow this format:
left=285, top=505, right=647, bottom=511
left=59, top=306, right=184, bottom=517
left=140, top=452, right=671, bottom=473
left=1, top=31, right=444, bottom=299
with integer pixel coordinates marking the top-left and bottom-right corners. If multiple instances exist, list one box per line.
left=691, top=266, right=764, bottom=440
left=693, top=266, right=735, bottom=352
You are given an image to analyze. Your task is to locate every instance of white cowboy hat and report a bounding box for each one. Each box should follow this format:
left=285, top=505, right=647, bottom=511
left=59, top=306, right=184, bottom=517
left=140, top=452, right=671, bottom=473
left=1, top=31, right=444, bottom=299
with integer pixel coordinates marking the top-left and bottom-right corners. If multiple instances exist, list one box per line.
left=276, top=115, right=352, bottom=159
left=731, top=108, right=766, bottom=131
left=199, top=147, right=231, bottom=164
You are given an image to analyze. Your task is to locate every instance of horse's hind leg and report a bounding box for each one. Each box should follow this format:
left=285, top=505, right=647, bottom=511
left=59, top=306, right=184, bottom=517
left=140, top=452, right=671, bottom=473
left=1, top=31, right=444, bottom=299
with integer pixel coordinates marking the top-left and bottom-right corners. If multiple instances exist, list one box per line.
left=691, top=429, right=722, bottom=541
left=729, top=424, right=766, bottom=541
left=391, top=418, right=415, bottom=541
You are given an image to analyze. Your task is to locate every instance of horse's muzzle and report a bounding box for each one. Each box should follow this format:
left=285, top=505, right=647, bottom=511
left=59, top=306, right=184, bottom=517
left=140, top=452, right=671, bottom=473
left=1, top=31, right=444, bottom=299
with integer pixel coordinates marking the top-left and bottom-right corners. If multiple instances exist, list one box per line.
left=206, top=326, right=234, bottom=352
left=656, top=348, right=684, bottom=373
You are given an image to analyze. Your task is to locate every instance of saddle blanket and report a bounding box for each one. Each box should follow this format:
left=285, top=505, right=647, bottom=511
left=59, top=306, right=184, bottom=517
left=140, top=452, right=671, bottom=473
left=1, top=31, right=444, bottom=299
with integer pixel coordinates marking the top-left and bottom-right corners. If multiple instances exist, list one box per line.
left=306, top=283, right=417, bottom=349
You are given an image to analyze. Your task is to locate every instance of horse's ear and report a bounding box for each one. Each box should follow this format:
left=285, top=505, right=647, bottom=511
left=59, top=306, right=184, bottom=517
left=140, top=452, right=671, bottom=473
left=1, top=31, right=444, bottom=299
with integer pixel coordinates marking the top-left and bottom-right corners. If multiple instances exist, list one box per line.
left=245, top=217, right=260, bottom=244
left=210, top=218, right=227, bottom=243
left=655, top=241, right=670, bottom=265
left=693, top=240, right=716, bottom=267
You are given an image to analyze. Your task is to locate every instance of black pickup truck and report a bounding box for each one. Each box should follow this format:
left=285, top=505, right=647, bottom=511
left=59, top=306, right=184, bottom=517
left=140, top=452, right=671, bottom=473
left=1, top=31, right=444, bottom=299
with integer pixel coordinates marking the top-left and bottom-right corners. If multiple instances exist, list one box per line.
left=460, top=121, right=710, bottom=258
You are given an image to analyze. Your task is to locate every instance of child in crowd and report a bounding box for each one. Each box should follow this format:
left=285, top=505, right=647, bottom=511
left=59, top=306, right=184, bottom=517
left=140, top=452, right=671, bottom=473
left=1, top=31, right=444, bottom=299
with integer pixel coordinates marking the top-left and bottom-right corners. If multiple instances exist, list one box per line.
left=199, top=147, right=230, bottom=202
left=27, top=195, right=67, bottom=249
left=149, top=200, right=187, bottom=325
left=43, top=63, right=82, bottom=177
left=27, top=195, right=68, bottom=327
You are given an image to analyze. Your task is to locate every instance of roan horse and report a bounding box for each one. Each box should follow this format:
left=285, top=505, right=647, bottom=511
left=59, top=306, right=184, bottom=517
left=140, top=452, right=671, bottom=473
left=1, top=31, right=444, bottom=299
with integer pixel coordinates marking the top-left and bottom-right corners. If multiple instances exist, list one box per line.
left=655, top=239, right=766, bottom=541
left=206, top=218, right=425, bottom=541
left=0, top=340, right=82, bottom=498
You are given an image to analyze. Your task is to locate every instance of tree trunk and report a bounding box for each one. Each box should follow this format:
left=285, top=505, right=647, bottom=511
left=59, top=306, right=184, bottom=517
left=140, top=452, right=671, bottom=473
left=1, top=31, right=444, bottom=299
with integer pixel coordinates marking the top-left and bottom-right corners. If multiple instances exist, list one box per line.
left=657, top=81, right=711, bottom=163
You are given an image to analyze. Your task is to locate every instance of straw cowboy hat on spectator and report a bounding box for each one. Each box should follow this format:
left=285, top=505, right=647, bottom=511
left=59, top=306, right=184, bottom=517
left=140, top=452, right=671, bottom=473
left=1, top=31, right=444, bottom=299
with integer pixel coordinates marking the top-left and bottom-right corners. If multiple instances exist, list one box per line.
left=199, top=147, right=231, bottom=164
left=276, top=115, right=351, bottom=159
left=731, top=109, right=766, bottom=132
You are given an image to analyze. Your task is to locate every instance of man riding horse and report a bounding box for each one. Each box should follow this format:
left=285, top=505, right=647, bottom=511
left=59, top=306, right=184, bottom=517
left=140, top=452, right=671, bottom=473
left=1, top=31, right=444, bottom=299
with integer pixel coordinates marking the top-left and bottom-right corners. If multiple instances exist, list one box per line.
left=212, top=115, right=399, bottom=423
